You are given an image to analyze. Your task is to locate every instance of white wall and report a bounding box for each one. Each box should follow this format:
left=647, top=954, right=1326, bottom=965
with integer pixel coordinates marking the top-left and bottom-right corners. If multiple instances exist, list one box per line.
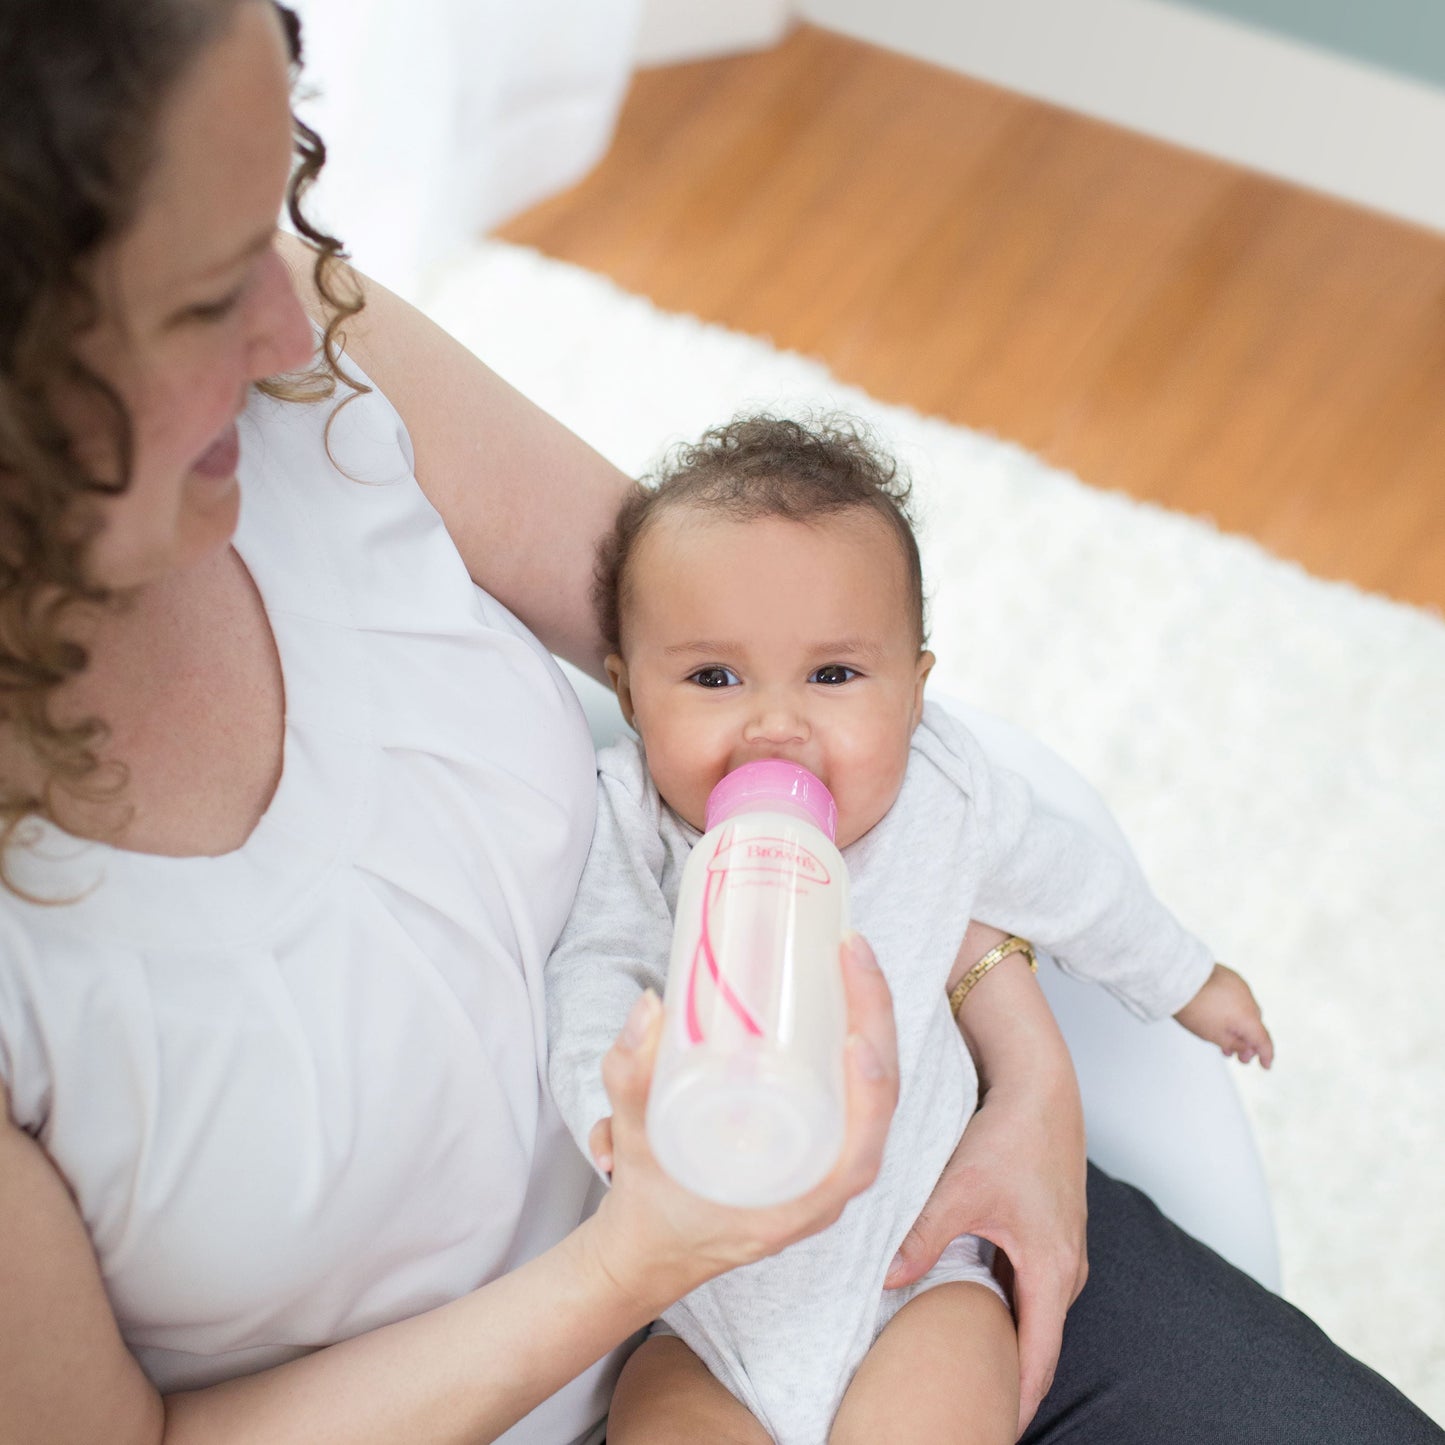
left=291, top=0, right=642, bottom=298
left=635, top=0, right=791, bottom=66
left=798, top=0, right=1445, bottom=234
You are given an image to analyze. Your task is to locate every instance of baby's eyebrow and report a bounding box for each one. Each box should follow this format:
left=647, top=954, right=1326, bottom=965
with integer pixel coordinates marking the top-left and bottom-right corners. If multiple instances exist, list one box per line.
left=660, top=637, right=887, bottom=660
left=812, top=637, right=885, bottom=662
left=662, top=640, right=743, bottom=657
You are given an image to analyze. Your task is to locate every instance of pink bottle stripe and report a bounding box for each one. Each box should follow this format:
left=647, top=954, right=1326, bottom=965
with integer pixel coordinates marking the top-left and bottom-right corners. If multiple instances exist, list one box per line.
left=685, top=830, right=765, bottom=1044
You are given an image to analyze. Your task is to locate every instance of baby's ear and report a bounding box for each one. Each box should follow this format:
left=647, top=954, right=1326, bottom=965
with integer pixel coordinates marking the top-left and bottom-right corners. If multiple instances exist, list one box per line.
left=605, top=654, right=636, bottom=728
left=913, top=650, right=935, bottom=722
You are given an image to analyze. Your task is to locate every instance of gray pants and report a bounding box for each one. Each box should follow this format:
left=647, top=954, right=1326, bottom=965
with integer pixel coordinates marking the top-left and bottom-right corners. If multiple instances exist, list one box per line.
left=1020, top=1166, right=1442, bottom=1444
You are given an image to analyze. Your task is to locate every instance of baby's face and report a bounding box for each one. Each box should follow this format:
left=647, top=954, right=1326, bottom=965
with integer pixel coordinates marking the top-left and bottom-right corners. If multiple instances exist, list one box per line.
left=608, top=506, right=933, bottom=849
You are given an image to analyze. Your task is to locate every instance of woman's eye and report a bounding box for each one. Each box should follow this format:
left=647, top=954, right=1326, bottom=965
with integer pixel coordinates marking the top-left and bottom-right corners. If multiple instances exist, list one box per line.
left=688, top=666, right=739, bottom=688
left=186, top=291, right=243, bottom=323
left=176, top=279, right=248, bottom=326
left=810, top=664, right=858, bottom=686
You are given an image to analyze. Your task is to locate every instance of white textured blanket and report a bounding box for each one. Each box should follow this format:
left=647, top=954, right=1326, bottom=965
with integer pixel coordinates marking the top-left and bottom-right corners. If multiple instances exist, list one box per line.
left=424, top=240, right=1445, bottom=1422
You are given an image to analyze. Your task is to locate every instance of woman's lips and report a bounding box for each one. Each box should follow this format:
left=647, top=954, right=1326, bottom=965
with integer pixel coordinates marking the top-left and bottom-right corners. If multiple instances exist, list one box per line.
left=192, top=422, right=240, bottom=480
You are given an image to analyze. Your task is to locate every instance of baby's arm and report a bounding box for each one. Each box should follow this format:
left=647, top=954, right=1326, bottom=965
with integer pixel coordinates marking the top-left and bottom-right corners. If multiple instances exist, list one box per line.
left=546, top=754, right=676, bottom=1161
left=939, top=716, right=1275, bottom=1069
left=969, top=774, right=1275, bottom=1068
left=1173, top=962, right=1274, bottom=1067
left=936, top=710, right=1220, bottom=1029
left=963, top=738, right=1274, bottom=1067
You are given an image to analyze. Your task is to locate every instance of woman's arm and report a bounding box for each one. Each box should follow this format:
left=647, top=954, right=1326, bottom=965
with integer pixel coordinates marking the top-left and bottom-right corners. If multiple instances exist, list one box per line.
left=279, top=237, right=630, bottom=678
left=886, top=921, right=1087, bottom=1440
left=0, top=941, right=898, bottom=1445
left=0, top=1091, right=165, bottom=1445
left=0, top=1083, right=666, bottom=1445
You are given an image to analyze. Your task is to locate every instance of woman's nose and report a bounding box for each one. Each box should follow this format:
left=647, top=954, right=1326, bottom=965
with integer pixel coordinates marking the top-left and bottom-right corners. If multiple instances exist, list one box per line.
left=246, top=247, right=316, bottom=379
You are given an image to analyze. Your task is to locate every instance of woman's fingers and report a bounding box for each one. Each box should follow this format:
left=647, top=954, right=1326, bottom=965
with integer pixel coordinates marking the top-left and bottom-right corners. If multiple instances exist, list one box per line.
left=885, top=1207, right=944, bottom=1290
left=885, top=1165, right=1076, bottom=1434
left=884, top=1143, right=979, bottom=1288
left=884, top=1046, right=1087, bottom=1434
left=591, top=942, right=897, bottom=1299
left=830, top=934, right=899, bottom=1197
left=780, top=933, right=899, bottom=1235
left=1007, top=1203, right=1088, bottom=1433
left=887, top=1153, right=1075, bottom=1433
left=600, top=990, right=662, bottom=1137
left=588, top=1117, right=615, bottom=1177
left=1012, top=1253, right=1071, bottom=1435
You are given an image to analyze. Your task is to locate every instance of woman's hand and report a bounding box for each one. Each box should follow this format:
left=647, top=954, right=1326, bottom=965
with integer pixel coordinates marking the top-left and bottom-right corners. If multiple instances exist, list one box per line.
left=886, top=923, right=1087, bottom=1438
left=582, top=933, right=900, bottom=1317
left=886, top=1057, right=1087, bottom=1435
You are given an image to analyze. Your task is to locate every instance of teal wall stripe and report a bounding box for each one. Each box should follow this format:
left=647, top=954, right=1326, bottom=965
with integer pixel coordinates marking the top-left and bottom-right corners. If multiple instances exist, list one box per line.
left=1159, top=0, right=1445, bottom=92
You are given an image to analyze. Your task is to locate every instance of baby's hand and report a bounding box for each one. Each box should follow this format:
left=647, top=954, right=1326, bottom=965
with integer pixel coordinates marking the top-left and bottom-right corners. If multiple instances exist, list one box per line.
left=1173, top=963, right=1274, bottom=1068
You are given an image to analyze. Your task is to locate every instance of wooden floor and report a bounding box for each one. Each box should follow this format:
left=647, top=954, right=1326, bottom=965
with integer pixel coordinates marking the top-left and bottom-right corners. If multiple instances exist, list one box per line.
left=499, top=25, right=1445, bottom=613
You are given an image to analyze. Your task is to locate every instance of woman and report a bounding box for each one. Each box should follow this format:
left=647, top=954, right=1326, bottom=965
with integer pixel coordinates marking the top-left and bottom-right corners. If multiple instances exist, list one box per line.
left=0, top=2, right=1437, bottom=1442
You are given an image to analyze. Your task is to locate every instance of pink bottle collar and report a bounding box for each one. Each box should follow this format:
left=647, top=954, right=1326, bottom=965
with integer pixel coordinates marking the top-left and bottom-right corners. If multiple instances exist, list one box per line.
left=705, top=760, right=838, bottom=840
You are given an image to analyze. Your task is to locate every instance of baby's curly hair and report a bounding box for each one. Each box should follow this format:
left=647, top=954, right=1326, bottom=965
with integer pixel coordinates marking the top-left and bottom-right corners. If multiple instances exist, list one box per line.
left=594, top=413, right=927, bottom=655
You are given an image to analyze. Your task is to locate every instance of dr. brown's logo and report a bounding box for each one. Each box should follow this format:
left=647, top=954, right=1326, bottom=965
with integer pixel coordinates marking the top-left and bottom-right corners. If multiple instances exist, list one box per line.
left=707, top=834, right=831, bottom=885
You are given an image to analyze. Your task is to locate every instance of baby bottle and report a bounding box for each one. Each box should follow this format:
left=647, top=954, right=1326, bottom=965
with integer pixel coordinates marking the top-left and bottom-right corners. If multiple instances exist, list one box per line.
left=646, top=760, right=849, bottom=1207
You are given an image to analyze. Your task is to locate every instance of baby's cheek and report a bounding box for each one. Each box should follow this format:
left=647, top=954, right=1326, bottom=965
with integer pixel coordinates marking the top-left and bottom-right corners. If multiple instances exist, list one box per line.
left=643, top=753, right=712, bottom=834
left=836, top=772, right=907, bottom=848
left=849, top=751, right=907, bottom=843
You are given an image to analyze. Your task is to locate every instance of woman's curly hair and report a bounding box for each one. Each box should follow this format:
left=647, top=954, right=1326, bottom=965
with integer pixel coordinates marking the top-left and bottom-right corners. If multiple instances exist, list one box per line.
left=0, top=0, right=364, bottom=890
left=594, top=412, right=928, bottom=656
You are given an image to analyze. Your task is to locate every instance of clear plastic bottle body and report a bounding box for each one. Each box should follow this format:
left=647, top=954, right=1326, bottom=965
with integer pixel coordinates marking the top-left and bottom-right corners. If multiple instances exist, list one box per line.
left=646, top=782, right=849, bottom=1207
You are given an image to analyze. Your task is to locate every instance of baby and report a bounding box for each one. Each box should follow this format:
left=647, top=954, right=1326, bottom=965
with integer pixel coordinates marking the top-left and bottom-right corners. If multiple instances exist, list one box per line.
left=546, top=414, right=1272, bottom=1445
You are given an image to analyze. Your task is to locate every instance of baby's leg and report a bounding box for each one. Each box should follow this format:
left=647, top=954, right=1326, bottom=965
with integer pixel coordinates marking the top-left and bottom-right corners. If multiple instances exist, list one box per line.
left=608, top=1334, right=772, bottom=1445
left=830, top=1282, right=1018, bottom=1445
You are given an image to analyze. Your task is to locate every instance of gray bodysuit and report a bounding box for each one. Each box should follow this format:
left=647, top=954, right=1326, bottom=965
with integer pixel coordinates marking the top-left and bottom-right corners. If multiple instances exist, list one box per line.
left=546, top=702, right=1211, bottom=1444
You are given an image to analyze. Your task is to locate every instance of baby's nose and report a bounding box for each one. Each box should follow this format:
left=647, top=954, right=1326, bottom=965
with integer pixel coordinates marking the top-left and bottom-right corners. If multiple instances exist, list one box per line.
left=743, top=694, right=809, bottom=745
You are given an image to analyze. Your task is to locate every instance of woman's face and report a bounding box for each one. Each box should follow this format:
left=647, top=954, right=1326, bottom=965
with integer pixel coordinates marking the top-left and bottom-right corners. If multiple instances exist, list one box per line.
left=74, top=0, right=313, bottom=591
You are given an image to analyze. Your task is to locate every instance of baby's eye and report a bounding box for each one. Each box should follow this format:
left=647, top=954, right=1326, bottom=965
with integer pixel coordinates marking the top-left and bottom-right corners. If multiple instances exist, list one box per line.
left=809, top=664, right=859, bottom=686
left=688, top=666, right=740, bottom=689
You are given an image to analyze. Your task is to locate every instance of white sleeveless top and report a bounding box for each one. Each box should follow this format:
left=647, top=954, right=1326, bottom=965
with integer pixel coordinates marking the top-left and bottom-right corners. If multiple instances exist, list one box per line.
left=0, top=365, right=617, bottom=1444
